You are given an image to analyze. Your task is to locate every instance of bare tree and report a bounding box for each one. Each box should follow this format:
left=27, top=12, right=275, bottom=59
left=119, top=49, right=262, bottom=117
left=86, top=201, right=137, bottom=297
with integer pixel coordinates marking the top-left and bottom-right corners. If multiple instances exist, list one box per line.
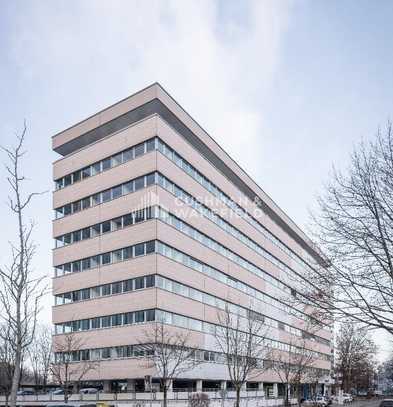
left=51, top=331, right=97, bottom=403
left=28, top=324, right=52, bottom=389
left=215, top=306, right=271, bottom=407
left=140, top=320, right=203, bottom=407
left=0, top=326, right=15, bottom=406
left=335, top=321, right=376, bottom=393
left=0, top=124, right=46, bottom=407
left=297, top=122, right=393, bottom=333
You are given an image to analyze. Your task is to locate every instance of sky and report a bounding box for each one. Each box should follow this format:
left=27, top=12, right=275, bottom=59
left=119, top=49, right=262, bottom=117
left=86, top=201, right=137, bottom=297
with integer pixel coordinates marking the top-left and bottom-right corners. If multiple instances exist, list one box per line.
left=0, top=0, right=392, bottom=360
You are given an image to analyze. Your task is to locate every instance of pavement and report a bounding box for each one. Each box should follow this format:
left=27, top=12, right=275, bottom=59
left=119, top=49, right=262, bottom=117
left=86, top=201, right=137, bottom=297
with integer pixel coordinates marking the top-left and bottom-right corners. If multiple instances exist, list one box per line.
left=331, top=400, right=382, bottom=407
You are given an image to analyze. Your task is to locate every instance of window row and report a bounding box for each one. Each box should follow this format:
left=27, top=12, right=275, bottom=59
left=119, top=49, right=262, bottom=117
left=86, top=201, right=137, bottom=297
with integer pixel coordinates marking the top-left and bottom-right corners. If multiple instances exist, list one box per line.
left=156, top=241, right=325, bottom=333
left=54, top=172, right=156, bottom=219
left=55, top=275, right=155, bottom=305
left=55, top=138, right=156, bottom=190
left=155, top=204, right=290, bottom=294
left=55, top=207, right=153, bottom=248
left=54, top=309, right=330, bottom=362
left=157, top=139, right=317, bottom=276
left=54, top=309, right=156, bottom=334
left=54, top=240, right=155, bottom=277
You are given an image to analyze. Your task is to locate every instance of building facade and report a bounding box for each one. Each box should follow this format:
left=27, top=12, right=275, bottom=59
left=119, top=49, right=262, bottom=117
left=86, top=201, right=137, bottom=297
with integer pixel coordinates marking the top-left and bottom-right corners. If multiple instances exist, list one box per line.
left=52, top=83, right=332, bottom=394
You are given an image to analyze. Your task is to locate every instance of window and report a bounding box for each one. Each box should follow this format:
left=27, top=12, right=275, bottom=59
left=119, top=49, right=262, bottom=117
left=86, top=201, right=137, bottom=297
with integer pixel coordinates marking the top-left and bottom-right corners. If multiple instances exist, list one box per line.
left=101, top=253, right=111, bottom=265
left=111, top=314, right=122, bottom=326
left=134, top=243, right=145, bottom=257
left=102, top=189, right=111, bottom=203
left=72, top=261, right=81, bottom=273
left=92, top=193, right=101, bottom=206
left=145, top=275, right=155, bottom=288
left=91, top=223, right=101, bottom=237
left=123, top=214, right=133, bottom=227
left=123, top=181, right=134, bottom=194
left=72, top=201, right=81, bottom=213
left=81, top=319, right=90, bottom=331
left=81, top=258, right=91, bottom=270
left=112, top=249, right=122, bottom=263
left=134, top=210, right=145, bottom=223
left=81, top=288, right=90, bottom=300
left=102, top=284, right=111, bottom=296
left=135, top=311, right=145, bottom=323
left=91, top=317, right=101, bottom=329
left=101, top=221, right=111, bottom=234
left=81, top=349, right=90, bottom=361
left=63, top=204, right=72, bottom=216
left=134, top=143, right=144, bottom=157
left=82, top=197, right=91, bottom=210
left=101, top=316, right=111, bottom=328
left=123, top=148, right=133, bottom=162
left=63, top=234, right=71, bottom=245
left=146, top=309, right=155, bottom=321
left=112, top=185, right=122, bottom=199
left=102, top=158, right=111, bottom=171
left=64, top=174, right=72, bottom=187
left=146, top=173, right=155, bottom=186
left=147, top=240, right=156, bottom=254
left=72, top=291, right=81, bottom=302
left=134, top=176, right=144, bottom=191
left=72, top=230, right=81, bottom=243
left=112, top=153, right=123, bottom=166
left=82, top=167, right=91, bottom=179
left=112, top=282, right=122, bottom=294
left=124, top=280, right=133, bottom=292
left=82, top=227, right=91, bottom=240
left=146, top=139, right=155, bottom=152
left=91, top=162, right=101, bottom=175
left=134, top=277, right=144, bottom=290
left=111, top=217, right=122, bottom=231
left=101, top=348, right=110, bottom=359
left=123, top=246, right=133, bottom=260
left=124, top=312, right=133, bottom=324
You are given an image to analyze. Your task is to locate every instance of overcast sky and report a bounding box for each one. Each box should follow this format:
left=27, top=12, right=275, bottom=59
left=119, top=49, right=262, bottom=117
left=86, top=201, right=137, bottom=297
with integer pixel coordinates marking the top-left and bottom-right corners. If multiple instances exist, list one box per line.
left=1, top=0, right=392, bottom=360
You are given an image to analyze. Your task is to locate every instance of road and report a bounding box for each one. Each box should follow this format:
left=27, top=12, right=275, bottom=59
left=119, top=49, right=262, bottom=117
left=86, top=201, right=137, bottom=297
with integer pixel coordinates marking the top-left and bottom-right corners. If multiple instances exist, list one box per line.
left=332, top=400, right=382, bottom=407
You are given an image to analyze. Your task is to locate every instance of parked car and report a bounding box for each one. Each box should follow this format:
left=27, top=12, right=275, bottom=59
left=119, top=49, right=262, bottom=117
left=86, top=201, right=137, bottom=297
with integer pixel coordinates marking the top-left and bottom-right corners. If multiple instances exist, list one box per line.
left=17, top=389, right=35, bottom=396
left=380, top=400, right=393, bottom=407
left=79, top=388, right=99, bottom=394
left=50, top=388, right=65, bottom=395
left=343, top=393, right=354, bottom=403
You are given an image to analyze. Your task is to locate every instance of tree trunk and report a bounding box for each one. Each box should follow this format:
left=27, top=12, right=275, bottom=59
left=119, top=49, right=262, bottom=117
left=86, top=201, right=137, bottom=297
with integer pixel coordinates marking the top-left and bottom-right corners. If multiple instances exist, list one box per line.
left=9, top=342, right=21, bottom=407
left=163, top=386, right=167, bottom=407
left=235, top=387, right=241, bottom=407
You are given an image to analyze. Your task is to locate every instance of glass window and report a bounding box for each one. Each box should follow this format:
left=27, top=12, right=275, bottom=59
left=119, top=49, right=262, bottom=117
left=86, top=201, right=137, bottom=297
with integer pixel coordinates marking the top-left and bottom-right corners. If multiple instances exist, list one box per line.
left=135, top=311, right=145, bottom=323
left=91, top=286, right=100, bottom=298
left=55, top=207, right=64, bottom=219
left=72, top=230, right=81, bottom=243
left=134, top=176, right=144, bottom=190
left=82, top=197, right=91, bottom=210
left=91, top=162, right=101, bottom=175
left=134, top=243, right=145, bottom=257
left=124, top=312, right=133, bottom=325
left=91, top=317, right=101, bottom=329
left=72, top=291, right=81, bottom=302
left=55, top=179, right=63, bottom=190
left=101, top=348, right=110, bottom=359
left=63, top=263, right=72, bottom=274
left=102, top=157, right=111, bottom=171
left=63, top=234, right=71, bottom=245
left=91, top=223, right=101, bottom=237
left=112, top=153, right=123, bottom=166
left=111, top=314, right=122, bottom=326
left=145, top=275, right=155, bottom=288
left=81, top=319, right=90, bottom=331
left=146, top=173, right=155, bottom=186
left=101, top=221, right=111, bottom=234
left=112, top=282, right=122, bottom=294
left=146, top=309, right=155, bottom=321
left=72, top=201, right=81, bottom=213
left=72, top=261, right=81, bottom=273
left=123, top=246, right=133, bottom=260
left=102, top=189, right=111, bottom=203
left=123, top=148, right=133, bottom=162
left=101, top=252, right=111, bottom=265
left=82, top=227, right=91, bottom=240
left=91, top=255, right=100, bottom=268
left=146, top=240, right=155, bottom=254
left=81, top=288, right=90, bottom=300
left=123, top=181, right=134, bottom=194
left=146, top=139, right=155, bottom=152
left=101, top=316, right=111, bottom=328
left=102, top=284, right=111, bottom=296
left=73, top=170, right=81, bottom=183
left=134, top=277, right=144, bottom=290
left=112, top=185, right=122, bottom=199
left=81, top=349, right=90, bottom=361
left=124, top=280, right=133, bottom=292
left=64, top=174, right=72, bottom=187
left=63, top=292, right=72, bottom=304
left=134, top=143, right=144, bottom=157
left=112, top=249, right=122, bottom=263
left=63, top=204, right=72, bottom=216
left=134, top=210, right=145, bottom=223
left=92, top=193, right=101, bottom=206
left=82, top=166, right=91, bottom=179
left=111, top=217, right=122, bottom=231
left=123, top=213, right=133, bottom=227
